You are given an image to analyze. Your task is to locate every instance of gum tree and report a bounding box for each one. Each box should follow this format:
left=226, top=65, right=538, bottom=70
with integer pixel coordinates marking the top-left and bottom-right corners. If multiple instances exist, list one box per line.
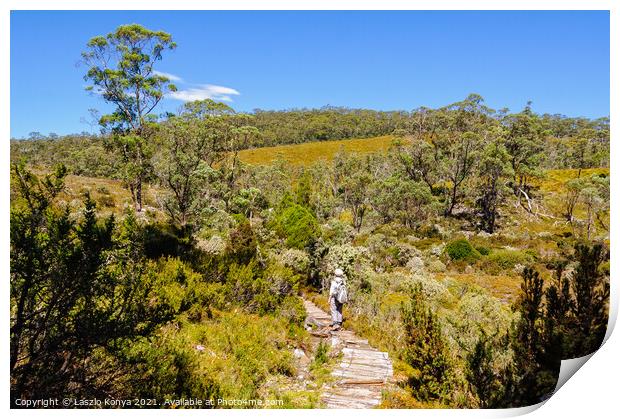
left=153, top=100, right=233, bottom=227
left=82, top=24, right=177, bottom=211
left=502, top=104, right=547, bottom=211
left=476, top=138, right=514, bottom=233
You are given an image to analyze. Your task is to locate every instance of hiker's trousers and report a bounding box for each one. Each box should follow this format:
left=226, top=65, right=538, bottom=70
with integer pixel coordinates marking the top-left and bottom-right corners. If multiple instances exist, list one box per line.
left=330, top=296, right=343, bottom=325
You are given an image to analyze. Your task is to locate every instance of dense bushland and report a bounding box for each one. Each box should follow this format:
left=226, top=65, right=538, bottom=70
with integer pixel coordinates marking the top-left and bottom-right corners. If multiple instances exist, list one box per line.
left=10, top=164, right=307, bottom=406
left=10, top=23, right=610, bottom=409
left=11, top=102, right=609, bottom=180
left=11, top=100, right=610, bottom=408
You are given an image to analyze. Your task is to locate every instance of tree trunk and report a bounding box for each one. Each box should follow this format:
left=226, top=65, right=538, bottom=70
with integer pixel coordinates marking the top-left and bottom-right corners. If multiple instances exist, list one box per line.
left=136, top=178, right=143, bottom=212
left=445, top=184, right=458, bottom=216
left=517, top=188, right=533, bottom=213
left=136, top=140, right=144, bottom=212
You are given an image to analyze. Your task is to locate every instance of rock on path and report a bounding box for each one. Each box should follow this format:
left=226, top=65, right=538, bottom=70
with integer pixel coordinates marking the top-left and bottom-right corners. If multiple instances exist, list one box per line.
left=303, top=299, right=393, bottom=409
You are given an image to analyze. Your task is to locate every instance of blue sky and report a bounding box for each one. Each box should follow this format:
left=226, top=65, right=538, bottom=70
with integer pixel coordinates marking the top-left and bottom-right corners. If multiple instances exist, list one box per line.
left=10, top=10, right=609, bottom=138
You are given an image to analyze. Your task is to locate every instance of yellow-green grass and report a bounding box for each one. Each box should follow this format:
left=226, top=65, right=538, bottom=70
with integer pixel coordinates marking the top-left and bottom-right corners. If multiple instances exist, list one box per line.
left=536, top=167, right=609, bottom=193
left=436, top=273, right=521, bottom=303
left=487, top=167, right=609, bottom=241
left=59, top=174, right=165, bottom=219
left=238, top=135, right=396, bottom=166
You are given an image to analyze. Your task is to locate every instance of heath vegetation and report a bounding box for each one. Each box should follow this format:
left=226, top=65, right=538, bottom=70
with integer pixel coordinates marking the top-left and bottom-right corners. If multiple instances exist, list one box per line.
left=10, top=24, right=609, bottom=409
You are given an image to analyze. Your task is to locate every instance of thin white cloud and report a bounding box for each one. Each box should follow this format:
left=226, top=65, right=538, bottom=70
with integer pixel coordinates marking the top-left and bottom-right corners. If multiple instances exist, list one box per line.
left=153, top=70, right=183, bottom=82
left=168, top=84, right=241, bottom=102
left=87, top=72, right=240, bottom=103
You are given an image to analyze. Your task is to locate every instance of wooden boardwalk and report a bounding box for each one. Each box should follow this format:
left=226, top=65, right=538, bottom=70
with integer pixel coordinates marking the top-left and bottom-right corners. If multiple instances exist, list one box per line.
left=303, top=299, right=393, bottom=409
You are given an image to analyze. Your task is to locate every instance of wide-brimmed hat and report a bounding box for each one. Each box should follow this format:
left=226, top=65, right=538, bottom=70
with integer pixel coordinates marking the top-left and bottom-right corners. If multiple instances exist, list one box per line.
left=334, top=268, right=344, bottom=277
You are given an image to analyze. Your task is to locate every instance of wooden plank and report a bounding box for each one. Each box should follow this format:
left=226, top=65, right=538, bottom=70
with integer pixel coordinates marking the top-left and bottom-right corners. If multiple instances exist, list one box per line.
left=342, top=348, right=390, bottom=358
left=342, top=356, right=391, bottom=364
left=309, top=331, right=331, bottom=337
left=324, top=396, right=380, bottom=405
left=332, top=371, right=388, bottom=380
left=332, top=375, right=387, bottom=383
left=325, top=388, right=380, bottom=398
left=332, top=367, right=389, bottom=376
left=323, top=394, right=380, bottom=404
left=334, top=368, right=390, bottom=378
left=340, top=359, right=388, bottom=367
left=340, top=361, right=390, bottom=370
left=338, top=379, right=386, bottom=385
left=336, top=362, right=392, bottom=371
left=323, top=392, right=379, bottom=400
left=324, top=398, right=380, bottom=405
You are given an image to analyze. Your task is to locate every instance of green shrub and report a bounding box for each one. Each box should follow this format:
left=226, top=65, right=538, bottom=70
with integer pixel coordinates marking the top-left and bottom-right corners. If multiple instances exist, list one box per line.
left=475, top=246, right=491, bottom=256
left=277, top=295, right=306, bottom=326
left=313, top=340, right=329, bottom=367
left=418, top=223, right=444, bottom=239
left=143, top=223, right=193, bottom=259
left=225, top=262, right=268, bottom=312
left=445, top=239, right=481, bottom=262
left=150, top=258, right=200, bottom=314
left=402, top=285, right=453, bottom=402
left=273, top=203, right=319, bottom=249
left=276, top=248, right=311, bottom=275
left=599, top=260, right=610, bottom=276
left=225, top=261, right=299, bottom=315
left=427, top=259, right=447, bottom=273
left=321, top=218, right=354, bottom=244
left=149, top=257, right=227, bottom=321
left=482, top=249, right=534, bottom=274
left=121, top=331, right=223, bottom=403
left=226, top=217, right=257, bottom=264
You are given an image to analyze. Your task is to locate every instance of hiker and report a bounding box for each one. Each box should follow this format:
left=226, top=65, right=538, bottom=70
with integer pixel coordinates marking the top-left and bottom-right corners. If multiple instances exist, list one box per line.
left=329, top=268, right=347, bottom=330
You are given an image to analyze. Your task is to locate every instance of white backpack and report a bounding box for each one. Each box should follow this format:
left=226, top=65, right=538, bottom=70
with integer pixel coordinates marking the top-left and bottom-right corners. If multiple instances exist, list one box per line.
left=336, top=282, right=348, bottom=304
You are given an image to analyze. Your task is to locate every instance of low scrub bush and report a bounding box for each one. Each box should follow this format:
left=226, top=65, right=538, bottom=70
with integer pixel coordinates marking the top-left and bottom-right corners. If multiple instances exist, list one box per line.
left=445, top=239, right=481, bottom=262
left=277, top=295, right=306, bottom=327
left=143, top=223, right=194, bottom=259
left=96, top=192, right=115, bottom=208
left=481, top=249, right=535, bottom=274
left=225, top=260, right=300, bottom=315
left=320, top=244, right=370, bottom=290
left=417, top=223, right=445, bottom=239
left=401, top=285, right=454, bottom=402
left=118, top=311, right=296, bottom=403
left=312, top=340, right=330, bottom=367
left=475, top=245, right=491, bottom=256
left=226, top=217, right=257, bottom=265
left=275, top=248, right=311, bottom=275
left=427, top=259, right=447, bottom=273
left=321, top=219, right=354, bottom=245
left=273, top=203, right=320, bottom=249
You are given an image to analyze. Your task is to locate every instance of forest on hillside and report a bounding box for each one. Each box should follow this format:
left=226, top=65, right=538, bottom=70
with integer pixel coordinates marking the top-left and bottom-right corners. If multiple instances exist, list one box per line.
left=11, top=104, right=609, bottom=179
left=10, top=24, right=610, bottom=409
